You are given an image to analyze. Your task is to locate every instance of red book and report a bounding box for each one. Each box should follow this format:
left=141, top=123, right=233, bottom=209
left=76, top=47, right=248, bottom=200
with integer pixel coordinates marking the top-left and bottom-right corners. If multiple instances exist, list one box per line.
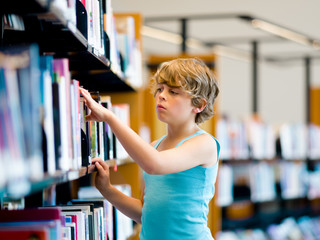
left=0, top=208, right=61, bottom=222
left=0, top=229, right=49, bottom=240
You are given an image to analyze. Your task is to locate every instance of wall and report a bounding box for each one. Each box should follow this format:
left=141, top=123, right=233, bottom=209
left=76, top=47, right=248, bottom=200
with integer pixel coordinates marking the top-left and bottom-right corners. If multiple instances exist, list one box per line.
left=218, top=56, right=320, bottom=126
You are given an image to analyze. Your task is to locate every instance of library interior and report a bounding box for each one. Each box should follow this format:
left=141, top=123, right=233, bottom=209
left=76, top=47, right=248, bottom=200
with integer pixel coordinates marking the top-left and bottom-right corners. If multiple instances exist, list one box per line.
left=1, top=0, right=320, bottom=239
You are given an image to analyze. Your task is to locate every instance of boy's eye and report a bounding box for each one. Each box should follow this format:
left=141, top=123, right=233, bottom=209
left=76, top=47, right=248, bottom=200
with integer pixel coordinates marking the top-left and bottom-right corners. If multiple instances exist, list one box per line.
left=170, top=90, right=178, bottom=95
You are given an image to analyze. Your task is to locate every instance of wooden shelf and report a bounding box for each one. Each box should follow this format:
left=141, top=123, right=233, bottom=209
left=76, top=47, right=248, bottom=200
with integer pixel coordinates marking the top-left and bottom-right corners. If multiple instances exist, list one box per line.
left=73, top=70, right=135, bottom=92
left=0, top=157, right=134, bottom=199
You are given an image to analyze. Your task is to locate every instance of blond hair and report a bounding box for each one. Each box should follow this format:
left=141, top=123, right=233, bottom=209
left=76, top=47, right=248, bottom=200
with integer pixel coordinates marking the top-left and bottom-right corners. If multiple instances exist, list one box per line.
left=152, top=58, right=219, bottom=124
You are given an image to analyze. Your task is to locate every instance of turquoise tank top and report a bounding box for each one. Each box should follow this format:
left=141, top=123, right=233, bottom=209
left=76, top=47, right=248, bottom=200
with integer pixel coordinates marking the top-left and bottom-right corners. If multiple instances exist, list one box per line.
left=139, top=130, right=220, bottom=240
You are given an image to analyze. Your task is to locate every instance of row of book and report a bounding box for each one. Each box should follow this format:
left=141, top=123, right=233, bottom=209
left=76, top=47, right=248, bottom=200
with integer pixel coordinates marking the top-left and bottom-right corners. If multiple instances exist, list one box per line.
left=0, top=185, right=133, bottom=240
left=217, top=216, right=320, bottom=240
left=217, top=117, right=320, bottom=160
left=2, top=14, right=25, bottom=31
left=217, top=161, right=320, bottom=206
left=0, top=44, right=130, bottom=197
left=113, top=14, right=143, bottom=88
left=49, top=0, right=142, bottom=87
left=217, top=117, right=275, bottom=160
left=77, top=0, right=143, bottom=87
left=4, top=0, right=142, bottom=88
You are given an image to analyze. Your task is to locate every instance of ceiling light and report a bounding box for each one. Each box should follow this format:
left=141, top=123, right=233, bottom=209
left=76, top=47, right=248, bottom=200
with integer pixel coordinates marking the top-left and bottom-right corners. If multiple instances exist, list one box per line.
left=142, top=25, right=251, bottom=61
left=250, top=19, right=312, bottom=46
left=141, top=25, right=183, bottom=45
left=313, top=40, right=320, bottom=50
left=211, top=45, right=252, bottom=62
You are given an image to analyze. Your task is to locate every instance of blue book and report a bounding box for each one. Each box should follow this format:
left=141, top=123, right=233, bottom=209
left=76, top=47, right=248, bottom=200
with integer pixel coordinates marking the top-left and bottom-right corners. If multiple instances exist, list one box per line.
left=1, top=44, right=43, bottom=182
left=40, top=55, right=56, bottom=175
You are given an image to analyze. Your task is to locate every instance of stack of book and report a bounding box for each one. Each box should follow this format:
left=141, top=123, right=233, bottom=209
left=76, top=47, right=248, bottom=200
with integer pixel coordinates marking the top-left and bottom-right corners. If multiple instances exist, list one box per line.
left=0, top=44, right=131, bottom=197
left=0, top=185, right=134, bottom=239
left=217, top=216, right=320, bottom=240
left=279, top=161, right=308, bottom=199
left=216, top=117, right=276, bottom=160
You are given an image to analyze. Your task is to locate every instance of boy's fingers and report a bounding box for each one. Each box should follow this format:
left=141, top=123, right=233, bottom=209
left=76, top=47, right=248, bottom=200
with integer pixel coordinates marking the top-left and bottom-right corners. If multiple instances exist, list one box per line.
left=95, top=161, right=103, bottom=171
left=85, top=114, right=93, bottom=122
left=79, top=87, right=89, bottom=93
left=92, top=158, right=109, bottom=170
left=80, top=88, right=92, bottom=101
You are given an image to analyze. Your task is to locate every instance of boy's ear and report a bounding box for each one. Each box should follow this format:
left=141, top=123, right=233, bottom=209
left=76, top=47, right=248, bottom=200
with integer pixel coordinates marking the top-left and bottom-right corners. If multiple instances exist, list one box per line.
left=193, top=99, right=207, bottom=113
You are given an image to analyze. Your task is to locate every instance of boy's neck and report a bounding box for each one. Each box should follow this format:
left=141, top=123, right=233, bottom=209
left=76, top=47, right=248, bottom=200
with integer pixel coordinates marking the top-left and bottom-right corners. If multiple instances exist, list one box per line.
left=166, top=123, right=200, bottom=140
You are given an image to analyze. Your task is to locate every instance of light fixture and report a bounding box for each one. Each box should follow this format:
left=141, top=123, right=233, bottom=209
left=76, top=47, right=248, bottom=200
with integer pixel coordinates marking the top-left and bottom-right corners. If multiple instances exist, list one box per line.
left=141, top=26, right=183, bottom=45
left=238, top=15, right=319, bottom=49
left=313, top=40, right=320, bottom=50
left=211, top=45, right=252, bottom=62
left=142, top=25, right=207, bottom=50
left=141, top=25, right=251, bottom=61
left=250, top=19, right=311, bottom=46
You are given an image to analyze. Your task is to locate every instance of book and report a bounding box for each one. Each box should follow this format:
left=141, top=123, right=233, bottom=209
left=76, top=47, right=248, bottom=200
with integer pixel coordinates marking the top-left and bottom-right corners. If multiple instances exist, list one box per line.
left=40, top=55, right=56, bottom=175
left=217, top=164, right=233, bottom=206
left=0, top=227, right=49, bottom=240
left=53, top=58, right=73, bottom=171
left=80, top=93, right=90, bottom=166
left=100, top=96, right=114, bottom=160
left=0, top=208, right=63, bottom=240
left=70, top=198, right=109, bottom=240
left=89, top=92, right=100, bottom=159
left=64, top=215, right=76, bottom=240
left=0, top=44, right=45, bottom=196
left=52, top=78, right=62, bottom=172
left=60, top=205, right=92, bottom=240
left=77, top=185, right=133, bottom=240
left=280, top=161, right=308, bottom=199
left=249, top=162, right=276, bottom=202
left=71, top=79, right=82, bottom=169
left=112, top=104, right=130, bottom=160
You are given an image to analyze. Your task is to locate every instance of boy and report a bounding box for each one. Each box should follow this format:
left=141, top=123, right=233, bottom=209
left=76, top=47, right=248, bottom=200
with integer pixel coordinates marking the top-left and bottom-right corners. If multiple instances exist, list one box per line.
left=80, top=57, right=220, bottom=239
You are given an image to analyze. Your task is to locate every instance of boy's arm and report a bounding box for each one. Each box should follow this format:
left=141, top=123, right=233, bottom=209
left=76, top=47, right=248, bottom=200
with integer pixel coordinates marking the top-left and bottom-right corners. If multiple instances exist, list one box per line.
left=98, top=184, right=143, bottom=224
left=81, top=88, right=217, bottom=175
left=107, top=112, right=217, bottom=174
left=93, top=158, right=143, bottom=224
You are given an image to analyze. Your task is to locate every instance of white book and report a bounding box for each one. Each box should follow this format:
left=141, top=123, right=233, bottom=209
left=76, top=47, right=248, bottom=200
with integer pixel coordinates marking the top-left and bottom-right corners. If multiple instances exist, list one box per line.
left=114, top=185, right=133, bottom=240
left=308, top=124, right=320, bottom=159
left=59, top=76, right=71, bottom=170
left=61, top=205, right=91, bottom=240
left=3, top=68, right=30, bottom=195
left=216, top=118, right=231, bottom=160
left=62, top=225, right=72, bottom=240
left=70, top=83, right=78, bottom=169
left=86, top=0, right=94, bottom=47
left=43, top=69, right=56, bottom=174
left=280, top=124, right=294, bottom=160
left=293, top=123, right=307, bottom=159
left=112, top=104, right=130, bottom=160
left=62, top=210, right=86, bottom=240
left=217, top=164, right=233, bottom=206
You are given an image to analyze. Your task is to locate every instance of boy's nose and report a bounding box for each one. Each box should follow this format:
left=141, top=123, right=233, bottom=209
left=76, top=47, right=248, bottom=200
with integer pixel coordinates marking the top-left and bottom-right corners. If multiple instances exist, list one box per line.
left=159, top=91, right=166, bottom=100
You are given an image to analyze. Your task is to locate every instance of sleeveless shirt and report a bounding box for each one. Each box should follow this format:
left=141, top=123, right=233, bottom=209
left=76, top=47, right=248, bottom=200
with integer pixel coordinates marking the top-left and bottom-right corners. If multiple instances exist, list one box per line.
left=139, top=130, right=220, bottom=240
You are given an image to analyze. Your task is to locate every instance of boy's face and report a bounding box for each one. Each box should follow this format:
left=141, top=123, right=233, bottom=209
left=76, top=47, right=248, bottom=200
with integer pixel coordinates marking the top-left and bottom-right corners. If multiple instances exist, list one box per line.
left=155, top=83, right=196, bottom=125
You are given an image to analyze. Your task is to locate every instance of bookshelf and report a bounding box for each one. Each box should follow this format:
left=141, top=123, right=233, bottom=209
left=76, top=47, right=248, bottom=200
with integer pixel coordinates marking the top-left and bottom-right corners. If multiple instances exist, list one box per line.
left=1, top=1, right=143, bottom=239
left=216, top=116, right=320, bottom=238
left=311, top=88, right=320, bottom=126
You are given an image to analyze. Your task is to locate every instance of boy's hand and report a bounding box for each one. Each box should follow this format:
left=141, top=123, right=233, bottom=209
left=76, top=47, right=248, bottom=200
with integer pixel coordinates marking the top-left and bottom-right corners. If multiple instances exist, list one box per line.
left=79, top=87, right=108, bottom=122
left=92, top=158, right=112, bottom=192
